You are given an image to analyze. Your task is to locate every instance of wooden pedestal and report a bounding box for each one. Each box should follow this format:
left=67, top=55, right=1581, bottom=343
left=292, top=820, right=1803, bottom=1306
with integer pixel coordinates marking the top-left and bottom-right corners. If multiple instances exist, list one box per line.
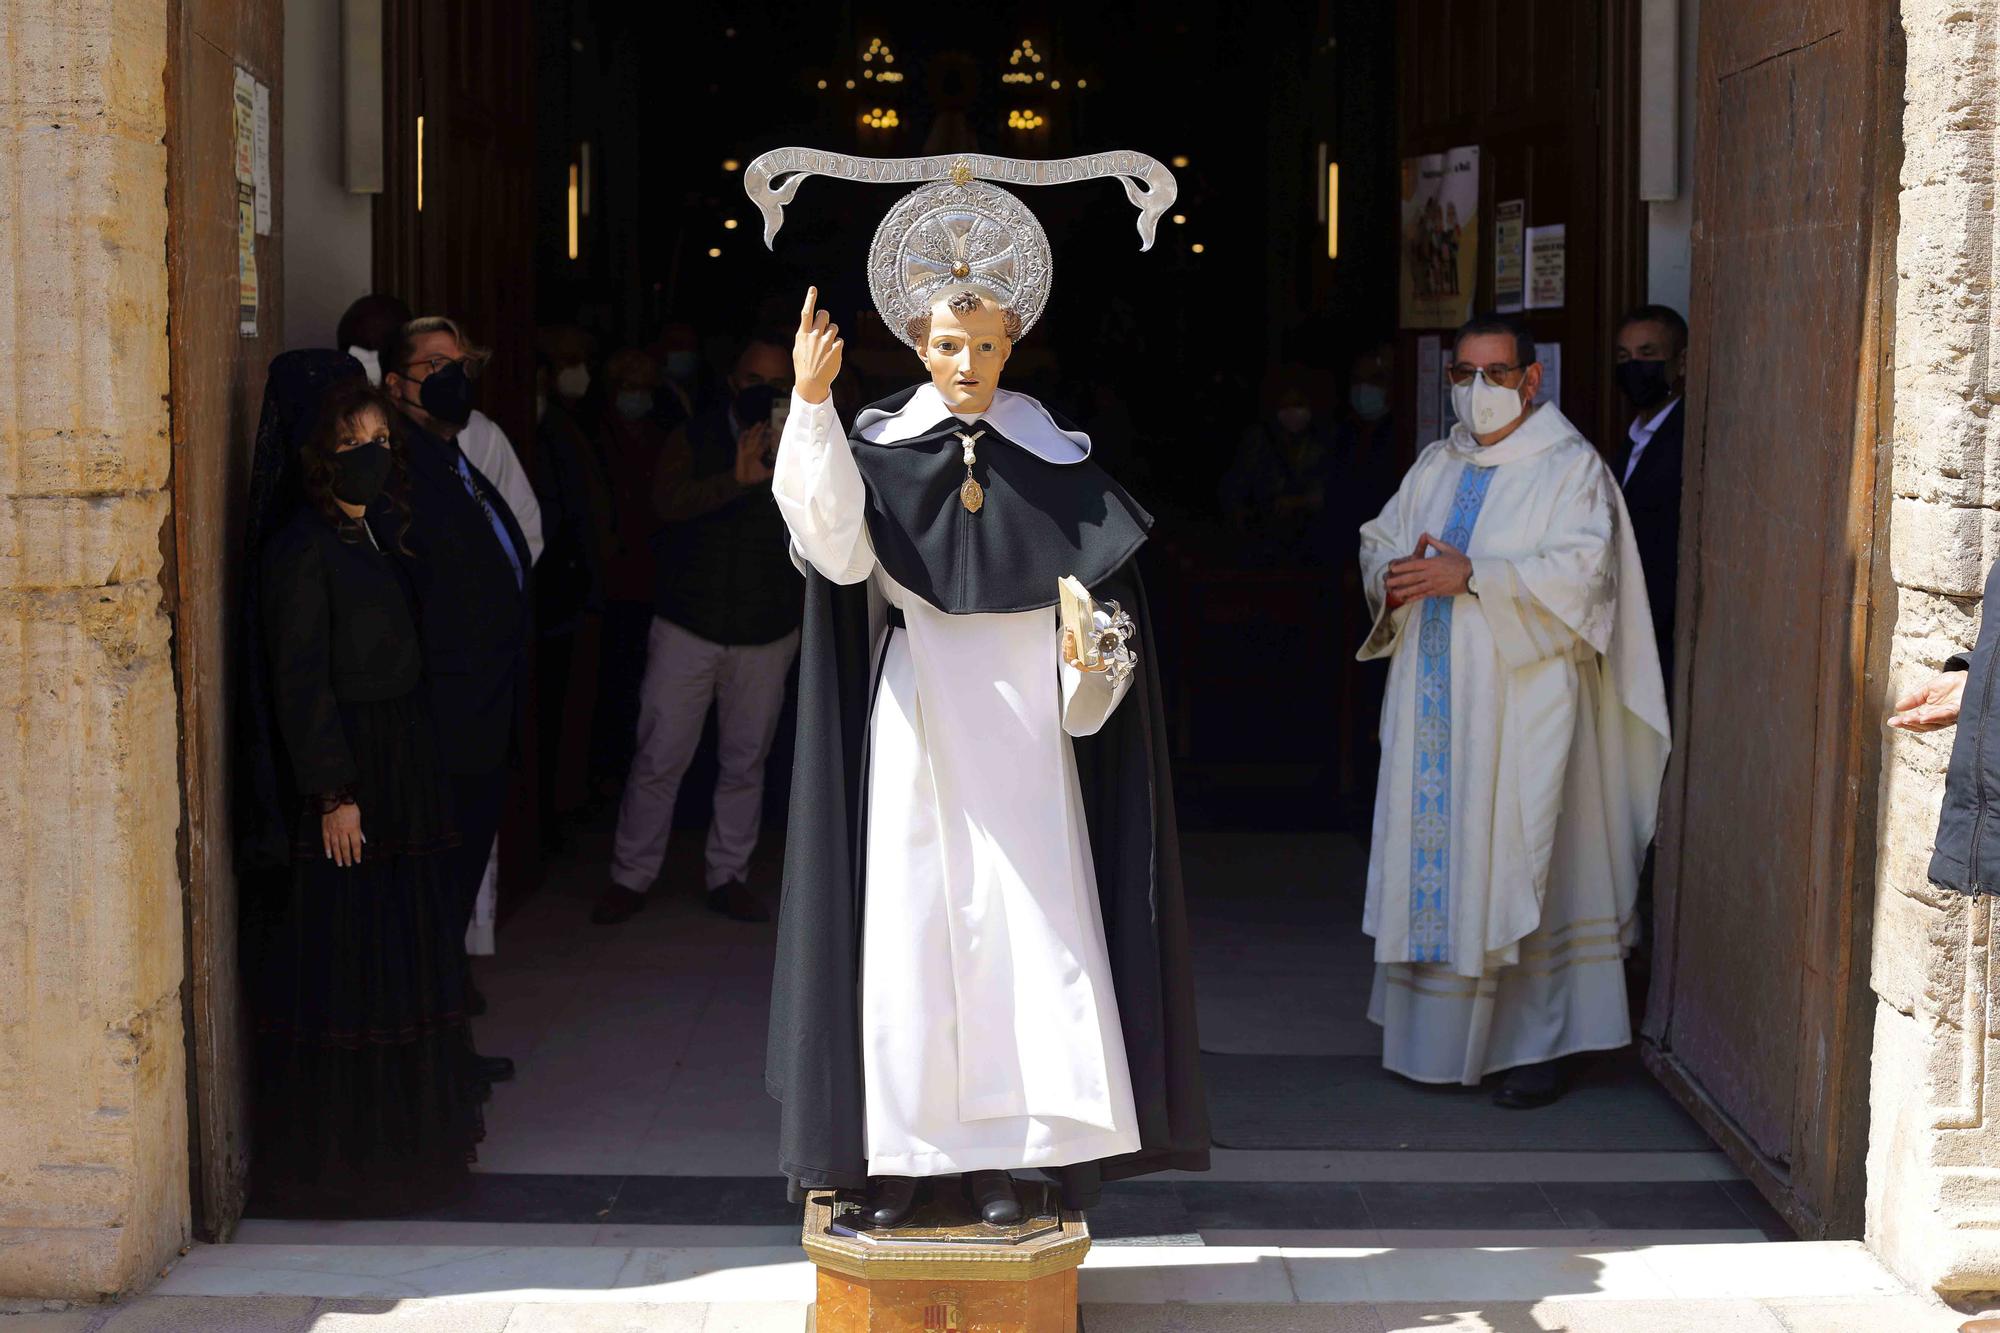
left=802, top=1184, right=1090, bottom=1333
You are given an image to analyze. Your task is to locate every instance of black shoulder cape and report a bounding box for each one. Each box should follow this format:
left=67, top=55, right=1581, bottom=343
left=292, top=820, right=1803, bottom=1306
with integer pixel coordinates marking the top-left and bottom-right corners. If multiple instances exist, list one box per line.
left=845, top=383, right=1154, bottom=614
left=765, top=386, right=1210, bottom=1206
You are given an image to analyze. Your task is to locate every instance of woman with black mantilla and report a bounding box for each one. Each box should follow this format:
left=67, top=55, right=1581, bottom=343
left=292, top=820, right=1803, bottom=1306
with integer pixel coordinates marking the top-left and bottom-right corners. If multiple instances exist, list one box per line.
left=248, top=367, right=480, bottom=1214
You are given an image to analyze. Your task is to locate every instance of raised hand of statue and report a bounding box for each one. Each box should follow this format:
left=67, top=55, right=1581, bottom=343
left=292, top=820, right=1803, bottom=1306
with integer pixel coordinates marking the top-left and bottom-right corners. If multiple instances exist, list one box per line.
left=795, top=286, right=844, bottom=405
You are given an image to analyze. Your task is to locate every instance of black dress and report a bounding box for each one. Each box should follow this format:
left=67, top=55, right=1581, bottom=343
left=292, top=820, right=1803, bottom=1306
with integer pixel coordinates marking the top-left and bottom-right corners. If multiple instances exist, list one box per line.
left=251, top=505, right=480, bottom=1215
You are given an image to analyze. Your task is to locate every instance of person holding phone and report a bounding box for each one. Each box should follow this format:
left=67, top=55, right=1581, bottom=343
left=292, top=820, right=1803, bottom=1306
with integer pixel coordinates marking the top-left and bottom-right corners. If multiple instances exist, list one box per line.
left=595, top=334, right=803, bottom=926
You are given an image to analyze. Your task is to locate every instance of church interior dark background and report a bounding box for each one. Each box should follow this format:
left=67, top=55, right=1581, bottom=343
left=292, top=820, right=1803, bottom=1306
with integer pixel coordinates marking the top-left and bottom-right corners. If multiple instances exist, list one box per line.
left=525, top=0, right=1405, bottom=835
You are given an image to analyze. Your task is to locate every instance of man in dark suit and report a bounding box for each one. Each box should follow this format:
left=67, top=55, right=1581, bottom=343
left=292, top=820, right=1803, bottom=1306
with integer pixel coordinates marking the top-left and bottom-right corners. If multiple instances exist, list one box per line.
left=383, top=315, right=532, bottom=1086
left=1613, top=304, right=1688, bottom=697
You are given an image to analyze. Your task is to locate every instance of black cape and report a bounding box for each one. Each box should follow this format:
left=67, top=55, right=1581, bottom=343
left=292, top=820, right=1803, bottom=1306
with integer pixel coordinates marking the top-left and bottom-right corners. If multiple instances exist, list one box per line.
left=766, top=386, right=1210, bottom=1205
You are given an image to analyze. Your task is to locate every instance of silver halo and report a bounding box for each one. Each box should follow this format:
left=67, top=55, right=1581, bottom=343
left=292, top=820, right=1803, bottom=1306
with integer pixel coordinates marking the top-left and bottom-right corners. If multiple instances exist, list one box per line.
left=869, top=179, right=1052, bottom=350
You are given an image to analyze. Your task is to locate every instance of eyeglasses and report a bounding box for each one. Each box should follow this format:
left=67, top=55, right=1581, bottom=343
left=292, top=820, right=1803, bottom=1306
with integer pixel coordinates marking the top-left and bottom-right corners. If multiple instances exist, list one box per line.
left=1446, top=362, right=1528, bottom=386
left=402, top=352, right=487, bottom=379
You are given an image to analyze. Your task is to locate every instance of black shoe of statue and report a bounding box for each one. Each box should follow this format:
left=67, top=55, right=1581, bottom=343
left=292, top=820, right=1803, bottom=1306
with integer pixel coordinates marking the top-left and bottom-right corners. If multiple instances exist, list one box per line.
left=706, top=881, right=771, bottom=923
left=966, top=1169, right=1024, bottom=1225
left=866, top=1175, right=920, bottom=1228
left=592, top=884, right=648, bottom=925
left=1492, top=1057, right=1566, bottom=1109
left=471, top=1053, right=516, bottom=1085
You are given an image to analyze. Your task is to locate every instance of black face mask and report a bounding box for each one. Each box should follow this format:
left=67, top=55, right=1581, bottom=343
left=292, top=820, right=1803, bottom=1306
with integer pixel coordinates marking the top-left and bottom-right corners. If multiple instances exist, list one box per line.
left=1615, top=359, right=1674, bottom=410
left=332, top=441, right=393, bottom=506
left=733, top=382, right=777, bottom=426
left=418, top=360, right=479, bottom=427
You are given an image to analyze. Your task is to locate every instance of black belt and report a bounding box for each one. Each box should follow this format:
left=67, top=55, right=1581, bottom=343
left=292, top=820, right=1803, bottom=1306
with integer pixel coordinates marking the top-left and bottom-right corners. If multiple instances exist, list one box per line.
left=886, top=607, right=906, bottom=629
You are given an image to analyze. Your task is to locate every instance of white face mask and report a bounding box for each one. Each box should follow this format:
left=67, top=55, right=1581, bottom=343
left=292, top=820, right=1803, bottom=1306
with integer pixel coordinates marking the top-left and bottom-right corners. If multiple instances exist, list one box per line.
left=556, top=363, right=590, bottom=400
left=347, top=345, right=383, bottom=386
left=1450, top=371, right=1527, bottom=436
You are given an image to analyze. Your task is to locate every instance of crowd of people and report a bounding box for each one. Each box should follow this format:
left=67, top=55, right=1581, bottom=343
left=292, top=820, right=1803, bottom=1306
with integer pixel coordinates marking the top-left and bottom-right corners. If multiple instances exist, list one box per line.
left=238, top=278, right=1717, bottom=1209
left=240, top=292, right=817, bottom=1210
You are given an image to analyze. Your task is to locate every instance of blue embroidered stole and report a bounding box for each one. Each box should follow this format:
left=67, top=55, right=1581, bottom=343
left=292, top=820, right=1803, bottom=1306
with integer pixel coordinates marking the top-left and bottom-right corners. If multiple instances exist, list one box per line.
left=1408, top=462, right=1496, bottom=963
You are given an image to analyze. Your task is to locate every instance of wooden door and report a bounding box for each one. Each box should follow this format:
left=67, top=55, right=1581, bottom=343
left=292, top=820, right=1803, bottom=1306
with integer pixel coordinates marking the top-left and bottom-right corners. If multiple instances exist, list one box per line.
left=1642, top=1, right=1901, bottom=1239
left=164, top=0, right=285, bottom=1241
left=376, top=0, right=541, bottom=905
left=1396, top=0, right=1644, bottom=458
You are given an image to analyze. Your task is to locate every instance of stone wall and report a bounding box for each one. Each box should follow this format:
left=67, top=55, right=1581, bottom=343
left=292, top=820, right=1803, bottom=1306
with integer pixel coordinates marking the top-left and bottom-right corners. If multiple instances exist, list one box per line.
left=1873, top=0, right=2000, bottom=1299
left=0, top=0, right=189, bottom=1299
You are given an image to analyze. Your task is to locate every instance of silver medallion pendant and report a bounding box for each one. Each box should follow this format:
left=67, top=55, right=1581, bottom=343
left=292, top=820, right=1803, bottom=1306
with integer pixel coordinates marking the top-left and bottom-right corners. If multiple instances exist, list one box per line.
left=955, top=428, right=987, bottom=513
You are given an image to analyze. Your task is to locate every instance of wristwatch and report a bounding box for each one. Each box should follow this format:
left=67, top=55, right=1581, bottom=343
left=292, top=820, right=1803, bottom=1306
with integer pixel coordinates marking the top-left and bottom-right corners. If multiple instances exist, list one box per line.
left=1466, top=570, right=1481, bottom=597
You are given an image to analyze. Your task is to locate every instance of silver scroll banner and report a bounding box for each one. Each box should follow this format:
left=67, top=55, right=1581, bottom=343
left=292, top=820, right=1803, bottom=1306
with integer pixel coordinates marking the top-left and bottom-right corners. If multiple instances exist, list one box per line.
left=744, top=148, right=1179, bottom=251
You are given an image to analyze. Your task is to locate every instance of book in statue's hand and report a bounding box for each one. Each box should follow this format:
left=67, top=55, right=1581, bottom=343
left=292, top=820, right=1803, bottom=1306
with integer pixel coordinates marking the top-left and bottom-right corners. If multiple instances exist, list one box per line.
left=1059, top=575, right=1098, bottom=668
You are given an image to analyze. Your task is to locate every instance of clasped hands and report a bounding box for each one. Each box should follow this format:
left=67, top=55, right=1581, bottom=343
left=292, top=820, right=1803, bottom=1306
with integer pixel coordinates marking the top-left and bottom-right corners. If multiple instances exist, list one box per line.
left=1383, top=532, right=1473, bottom=611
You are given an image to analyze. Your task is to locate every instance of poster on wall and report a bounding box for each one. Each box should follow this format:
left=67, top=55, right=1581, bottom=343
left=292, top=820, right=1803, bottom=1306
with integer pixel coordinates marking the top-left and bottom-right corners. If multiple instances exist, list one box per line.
left=1526, top=223, right=1567, bottom=309
left=1415, top=334, right=1441, bottom=444
left=1399, top=146, right=1480, bottom=328
left=1494, top=199, right=1526, bottom=313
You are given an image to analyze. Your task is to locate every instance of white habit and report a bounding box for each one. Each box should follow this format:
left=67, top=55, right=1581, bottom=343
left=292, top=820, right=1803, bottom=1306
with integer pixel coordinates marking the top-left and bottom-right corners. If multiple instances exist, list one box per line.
left=773, top=385, right=1143, bottom=1177
left=1357, top=403, right=1669, bottom=1084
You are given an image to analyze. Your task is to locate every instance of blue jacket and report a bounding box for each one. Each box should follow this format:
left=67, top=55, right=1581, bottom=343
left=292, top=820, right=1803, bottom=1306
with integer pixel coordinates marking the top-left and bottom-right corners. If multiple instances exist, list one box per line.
left=1931, top=557, right=2000, bottom=894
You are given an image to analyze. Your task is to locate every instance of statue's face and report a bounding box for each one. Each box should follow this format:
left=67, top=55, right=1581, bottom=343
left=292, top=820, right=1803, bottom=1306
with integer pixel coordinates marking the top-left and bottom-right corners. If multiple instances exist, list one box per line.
left=917, top=296, right=1012, bottom=415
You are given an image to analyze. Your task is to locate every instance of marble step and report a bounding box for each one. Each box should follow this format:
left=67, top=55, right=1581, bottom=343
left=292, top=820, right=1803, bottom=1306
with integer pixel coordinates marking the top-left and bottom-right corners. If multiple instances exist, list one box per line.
left=141, top=1237, right=1923, bottom=1304
left=4, top=1240, right=1963, bottom=1332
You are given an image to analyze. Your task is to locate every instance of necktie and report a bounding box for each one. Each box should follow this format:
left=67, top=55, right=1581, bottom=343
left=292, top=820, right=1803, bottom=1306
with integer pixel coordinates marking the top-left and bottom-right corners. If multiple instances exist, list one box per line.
left=455, top=452, right=524, bottom=589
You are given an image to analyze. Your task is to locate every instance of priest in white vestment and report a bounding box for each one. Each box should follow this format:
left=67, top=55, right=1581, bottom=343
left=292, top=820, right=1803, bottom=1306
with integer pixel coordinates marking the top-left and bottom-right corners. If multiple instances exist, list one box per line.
left=1357, top=316, right=1670, bottom=1107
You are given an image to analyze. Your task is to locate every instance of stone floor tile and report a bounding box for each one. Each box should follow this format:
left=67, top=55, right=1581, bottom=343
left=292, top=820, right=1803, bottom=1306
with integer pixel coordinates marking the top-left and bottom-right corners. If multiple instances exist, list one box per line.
left=1372, top=1307, right=1547, bottom=1333
left=696, top=1305, right=813, bottom=1333
left=1289, top=1245, right=1670, bottom=1304
left=0, top=1313, right=101, bottom=1331
left=1078, top=1305, right=1385, bottom=1332
left=1763, top=1296, right=1965, bottom=1331
left=309, top=1298, right=515, bottom=1330
left=1078, top=1247, right=1298, bottom=1305
left=497, top=1304, right=709, bottom=1332
left=1358, top=1182, right=1562, bottom=1231
left=93, top=1295, right=320, bottom=1331
left=589, top=1225, right=799, bottom=1248
left=1528, top=1298, right=1787, bottom=1331
left=1638, top=1241, right=1902, bottom=1300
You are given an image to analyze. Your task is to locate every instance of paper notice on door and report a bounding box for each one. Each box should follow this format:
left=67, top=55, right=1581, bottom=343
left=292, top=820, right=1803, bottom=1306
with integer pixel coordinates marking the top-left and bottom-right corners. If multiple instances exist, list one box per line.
left=238, top=185, right=259, bottom=336
left=1533, top=343, right=1561, bottom=409
left=233, top=68, right=256, bottom=187
left=1526, top=223, right=1567, bottom=309
left=252, top=79, right=272, bottom=235
left=1494, top=199, right=1525, bottom=313
left=1415, top=333, right=1441, bottom=445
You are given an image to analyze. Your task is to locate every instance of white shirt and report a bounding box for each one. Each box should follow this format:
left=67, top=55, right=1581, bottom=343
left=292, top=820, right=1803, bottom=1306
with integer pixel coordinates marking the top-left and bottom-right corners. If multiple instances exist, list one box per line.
left=1622, top=397, right=1681, bottom=486
left=456, top=410, right=545, bottom=564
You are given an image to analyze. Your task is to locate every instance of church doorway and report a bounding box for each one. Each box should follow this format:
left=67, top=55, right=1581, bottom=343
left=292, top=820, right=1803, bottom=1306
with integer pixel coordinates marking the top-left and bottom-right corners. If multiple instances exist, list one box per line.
left=186, top=0, right=1882, bottom=1253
